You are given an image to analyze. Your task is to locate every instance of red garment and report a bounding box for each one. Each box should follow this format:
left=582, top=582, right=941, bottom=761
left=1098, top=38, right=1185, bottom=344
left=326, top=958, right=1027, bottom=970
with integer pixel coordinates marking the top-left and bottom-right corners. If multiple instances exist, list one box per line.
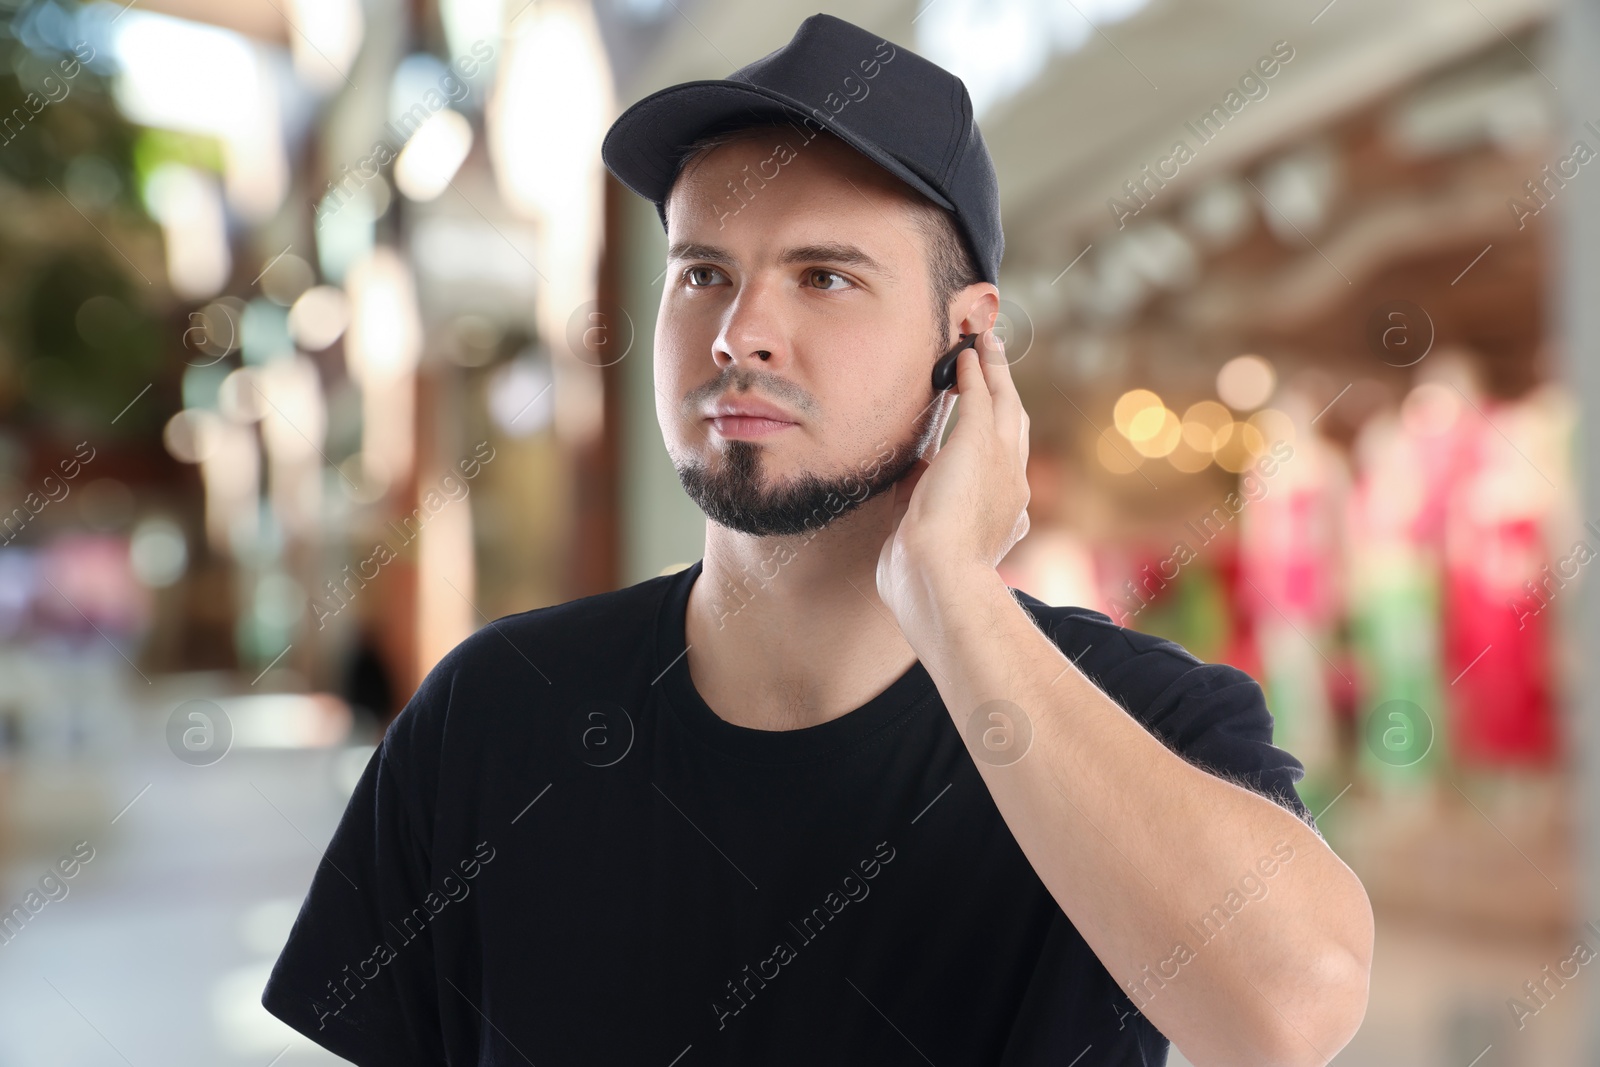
left=1443, top=514, right=1558, bottom=766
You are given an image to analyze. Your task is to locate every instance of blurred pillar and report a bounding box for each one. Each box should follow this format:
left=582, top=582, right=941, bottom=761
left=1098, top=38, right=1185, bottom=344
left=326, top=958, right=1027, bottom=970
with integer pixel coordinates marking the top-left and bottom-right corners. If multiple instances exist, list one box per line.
left=562, top=173, right=629, bottom=601
left=413, top=365, right=476, bottom=689
left=486, top=0, right=616, bottom=600
left=1557, top=0, right=1600, bottom=1058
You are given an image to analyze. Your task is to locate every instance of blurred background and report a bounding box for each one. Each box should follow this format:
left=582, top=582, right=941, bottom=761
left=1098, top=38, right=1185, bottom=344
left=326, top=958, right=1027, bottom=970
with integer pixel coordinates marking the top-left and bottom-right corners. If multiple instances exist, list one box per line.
left=0, top=0, right=1596, bottom=1063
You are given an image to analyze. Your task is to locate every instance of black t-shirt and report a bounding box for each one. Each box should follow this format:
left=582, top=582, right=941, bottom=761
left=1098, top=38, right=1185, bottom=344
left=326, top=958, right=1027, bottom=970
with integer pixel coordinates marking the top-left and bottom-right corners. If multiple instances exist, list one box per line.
left=263, top=558, right=1313, bottom=1066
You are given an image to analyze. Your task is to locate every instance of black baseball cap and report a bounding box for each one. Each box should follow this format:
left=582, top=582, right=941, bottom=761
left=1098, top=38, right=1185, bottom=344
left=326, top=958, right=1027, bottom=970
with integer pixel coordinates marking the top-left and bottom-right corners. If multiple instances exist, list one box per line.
left=600, top=13, right=1004, bottom=286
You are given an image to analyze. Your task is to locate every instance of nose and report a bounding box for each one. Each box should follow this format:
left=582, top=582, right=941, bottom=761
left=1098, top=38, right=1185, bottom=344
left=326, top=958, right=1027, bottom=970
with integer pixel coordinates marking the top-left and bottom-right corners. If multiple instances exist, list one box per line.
left=712, top=281, right=787, bottom=375
left=714, top=348, right=772, bottom=370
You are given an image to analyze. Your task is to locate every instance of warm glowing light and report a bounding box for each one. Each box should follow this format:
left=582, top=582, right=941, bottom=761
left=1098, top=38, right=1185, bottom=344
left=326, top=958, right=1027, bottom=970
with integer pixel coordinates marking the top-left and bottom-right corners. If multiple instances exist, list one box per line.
left=1214, top=421, right=1267, bottom=472
left=142, top=164, right=230, bottom=299
left=394, top=109, right=473, bottom=201
left=287, top=0, right=364, bottom=93
left=1114, top=389, right=1163, bottom=438
left=257, top=356, right=326, bottom=463
left=487, top=0, right=612, bottom=450
left=416, top=465, right=476, bottom=681
left=1180, top=400, right=1233, bottom=452
left=1097, top=431, right=1144, bottom=474
left=112, top=10, right=287, bottom=220
left=112, top=11, right=258, bottom=135
left=488, top=1, right=611, bottom=220
left=1246, top=407, right=1297, bottom=450
left=344, top=248, right=421, bottom=488
left=1126, top=405, right=1173, bottom=443
left=1216, top=355, right=1276, bottom=411
left=163, top=409, right=219, bottom=463
left=288, top=285, right=350, bottom=351
left=345, top=248, right=421, bottom=383
left=1131, top=409, right=1182, bottom=457
left=441, top=0, right=504, bottom=71
left=1166, top=439, right=1214, bottom=473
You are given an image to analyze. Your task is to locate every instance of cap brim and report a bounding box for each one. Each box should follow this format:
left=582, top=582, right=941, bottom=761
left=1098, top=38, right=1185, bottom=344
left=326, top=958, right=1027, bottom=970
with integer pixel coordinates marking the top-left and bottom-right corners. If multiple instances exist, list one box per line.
left=601, top=80, right=956, bottom=218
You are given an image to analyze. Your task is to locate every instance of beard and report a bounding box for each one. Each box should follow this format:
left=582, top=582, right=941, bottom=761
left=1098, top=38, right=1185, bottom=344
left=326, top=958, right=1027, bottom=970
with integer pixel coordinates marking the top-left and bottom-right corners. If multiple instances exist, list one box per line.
left=675, top=392, right=944, bottom=537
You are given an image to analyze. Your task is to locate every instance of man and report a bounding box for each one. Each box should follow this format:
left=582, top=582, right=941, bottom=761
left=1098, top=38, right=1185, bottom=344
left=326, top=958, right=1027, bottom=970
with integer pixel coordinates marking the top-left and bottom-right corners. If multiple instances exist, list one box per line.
left=264, top=13, right=1373, bottom=1066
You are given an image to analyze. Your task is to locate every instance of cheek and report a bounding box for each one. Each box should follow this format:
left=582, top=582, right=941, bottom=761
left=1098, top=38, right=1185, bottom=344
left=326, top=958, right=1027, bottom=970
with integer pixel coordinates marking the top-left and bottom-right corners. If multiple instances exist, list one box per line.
left=654, top=364, right=686, bottom=446
left=653, top=332, right=710, bottom=452
left=654, top=309, right=688, bottom=389
left=817, top=380, right=909, bottom=458
left=837, top=334, right=918, bottom=403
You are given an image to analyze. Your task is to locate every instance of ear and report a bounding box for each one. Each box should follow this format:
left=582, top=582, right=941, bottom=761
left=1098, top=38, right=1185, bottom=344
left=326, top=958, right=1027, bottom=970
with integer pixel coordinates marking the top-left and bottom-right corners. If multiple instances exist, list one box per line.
left=951, top=284, right=1000, bottom=342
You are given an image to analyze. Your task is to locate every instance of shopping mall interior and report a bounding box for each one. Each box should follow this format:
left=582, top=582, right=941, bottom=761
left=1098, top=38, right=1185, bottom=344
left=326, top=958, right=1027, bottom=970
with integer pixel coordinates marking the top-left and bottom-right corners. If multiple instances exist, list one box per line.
left=0, top=0, right=1598, bottom=1062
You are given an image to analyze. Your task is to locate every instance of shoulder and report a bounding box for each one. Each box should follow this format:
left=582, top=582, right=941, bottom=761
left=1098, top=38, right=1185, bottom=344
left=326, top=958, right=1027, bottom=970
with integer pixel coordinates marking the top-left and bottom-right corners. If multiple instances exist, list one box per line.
left=381, top=571, right=679, bottom=775
left=1008, top=588, right=1219, bottom=708
left=1009, top=588, right=1314, bottom=826
left=435, top=570, right=677, bottom=681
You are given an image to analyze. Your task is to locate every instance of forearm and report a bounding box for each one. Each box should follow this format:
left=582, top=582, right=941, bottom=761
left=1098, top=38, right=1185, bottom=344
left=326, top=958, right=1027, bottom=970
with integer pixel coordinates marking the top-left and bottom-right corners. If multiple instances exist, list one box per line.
left=897, top=561, right=1373, bottom=1066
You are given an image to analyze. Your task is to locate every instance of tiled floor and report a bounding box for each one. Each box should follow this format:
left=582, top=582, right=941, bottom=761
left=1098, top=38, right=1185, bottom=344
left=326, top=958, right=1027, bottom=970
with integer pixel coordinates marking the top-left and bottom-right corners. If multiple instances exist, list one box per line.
left=0, top=713, right=364, bottom=1065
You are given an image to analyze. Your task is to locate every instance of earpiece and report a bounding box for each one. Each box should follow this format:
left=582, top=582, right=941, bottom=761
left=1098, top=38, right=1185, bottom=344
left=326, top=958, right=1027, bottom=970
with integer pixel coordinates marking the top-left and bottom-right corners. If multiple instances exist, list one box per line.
left=932, top=332, right=978, bottom=392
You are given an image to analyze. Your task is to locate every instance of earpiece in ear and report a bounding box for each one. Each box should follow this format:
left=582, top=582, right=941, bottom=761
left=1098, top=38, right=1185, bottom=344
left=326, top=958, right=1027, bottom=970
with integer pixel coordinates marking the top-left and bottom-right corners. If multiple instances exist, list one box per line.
left=932, top=333, right=978, bottom=392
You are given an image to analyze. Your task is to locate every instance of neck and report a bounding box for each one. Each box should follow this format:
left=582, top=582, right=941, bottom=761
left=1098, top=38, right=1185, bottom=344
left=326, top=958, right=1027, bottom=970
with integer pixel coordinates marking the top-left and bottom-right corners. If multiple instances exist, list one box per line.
left=684, top=493, right=919, bottom=731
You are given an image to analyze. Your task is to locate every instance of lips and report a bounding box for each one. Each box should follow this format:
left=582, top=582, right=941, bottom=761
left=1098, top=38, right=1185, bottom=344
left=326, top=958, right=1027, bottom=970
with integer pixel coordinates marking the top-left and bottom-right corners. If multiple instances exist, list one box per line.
left=702, top=396, right=798, bottom=440
left=703, top=398, right=796, bottom=423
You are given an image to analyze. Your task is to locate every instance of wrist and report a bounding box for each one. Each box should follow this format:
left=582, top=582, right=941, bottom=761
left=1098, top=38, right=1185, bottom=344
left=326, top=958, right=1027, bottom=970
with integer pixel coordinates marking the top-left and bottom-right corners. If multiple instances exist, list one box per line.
left=894, top=552, right=1008, bottom=650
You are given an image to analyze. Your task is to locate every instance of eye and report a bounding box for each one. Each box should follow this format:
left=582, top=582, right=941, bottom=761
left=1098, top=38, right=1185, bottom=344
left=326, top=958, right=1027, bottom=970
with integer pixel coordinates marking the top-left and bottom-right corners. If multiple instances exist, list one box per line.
left=683, top=265, right=727, bottom=288
left=805, top=269, right=854, bottom=291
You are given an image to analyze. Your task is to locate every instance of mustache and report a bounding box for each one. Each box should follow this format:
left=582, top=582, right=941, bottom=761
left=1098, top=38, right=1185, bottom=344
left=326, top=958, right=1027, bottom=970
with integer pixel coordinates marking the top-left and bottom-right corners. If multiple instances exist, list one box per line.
left=683, top=366, right=815, bottom=417
left=679, top=337, right=949, bottom=422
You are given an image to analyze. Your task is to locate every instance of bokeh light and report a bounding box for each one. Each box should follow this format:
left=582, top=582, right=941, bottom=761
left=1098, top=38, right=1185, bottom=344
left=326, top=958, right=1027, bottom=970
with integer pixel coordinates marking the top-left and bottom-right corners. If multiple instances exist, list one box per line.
left=1216, top=354, right=1276, bottom=411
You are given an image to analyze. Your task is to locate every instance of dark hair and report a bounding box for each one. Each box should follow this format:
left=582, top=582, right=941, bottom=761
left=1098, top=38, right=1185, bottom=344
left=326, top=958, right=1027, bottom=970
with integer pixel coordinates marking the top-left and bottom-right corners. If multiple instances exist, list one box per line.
left=668, top=121, right=982, bottom=348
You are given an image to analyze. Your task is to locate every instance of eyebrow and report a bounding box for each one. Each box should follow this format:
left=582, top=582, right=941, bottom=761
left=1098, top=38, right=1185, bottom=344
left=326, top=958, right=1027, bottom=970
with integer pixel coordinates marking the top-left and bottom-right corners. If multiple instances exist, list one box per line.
left=665, top=241, right=893, bottom=278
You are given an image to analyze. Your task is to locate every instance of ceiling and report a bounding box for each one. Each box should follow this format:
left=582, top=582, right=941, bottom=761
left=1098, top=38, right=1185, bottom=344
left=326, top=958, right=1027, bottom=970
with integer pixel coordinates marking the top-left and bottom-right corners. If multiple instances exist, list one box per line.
left=142, top=0, right=1557, bottom=294
left=615, top=0, right=1555, bottom=281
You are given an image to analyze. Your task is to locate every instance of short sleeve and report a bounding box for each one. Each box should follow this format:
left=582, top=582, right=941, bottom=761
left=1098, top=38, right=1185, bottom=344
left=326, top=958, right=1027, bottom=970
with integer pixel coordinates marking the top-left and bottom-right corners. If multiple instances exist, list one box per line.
left=1135, top=656, right=1318, bottom=830
left=1040, top=604, right=1318, bottom=831
left=261, top=666, right=453, bottom=1066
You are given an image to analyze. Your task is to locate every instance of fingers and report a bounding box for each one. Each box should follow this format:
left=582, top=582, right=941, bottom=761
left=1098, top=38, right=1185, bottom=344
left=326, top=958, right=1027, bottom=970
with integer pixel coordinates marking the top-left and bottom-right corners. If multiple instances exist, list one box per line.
left=975, top=327, right=1029, bottom=461
left=976, top=326, right=1005, bottom=396
left=934, top=326, right=1034, bottom=567
left=956, top=326, right=1010, bottom=423
left=977, top=326, right=1017, bottom=406
left=952, top=339, right=993, bottom=433
left=957, top=328, right=1031, bottom=507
